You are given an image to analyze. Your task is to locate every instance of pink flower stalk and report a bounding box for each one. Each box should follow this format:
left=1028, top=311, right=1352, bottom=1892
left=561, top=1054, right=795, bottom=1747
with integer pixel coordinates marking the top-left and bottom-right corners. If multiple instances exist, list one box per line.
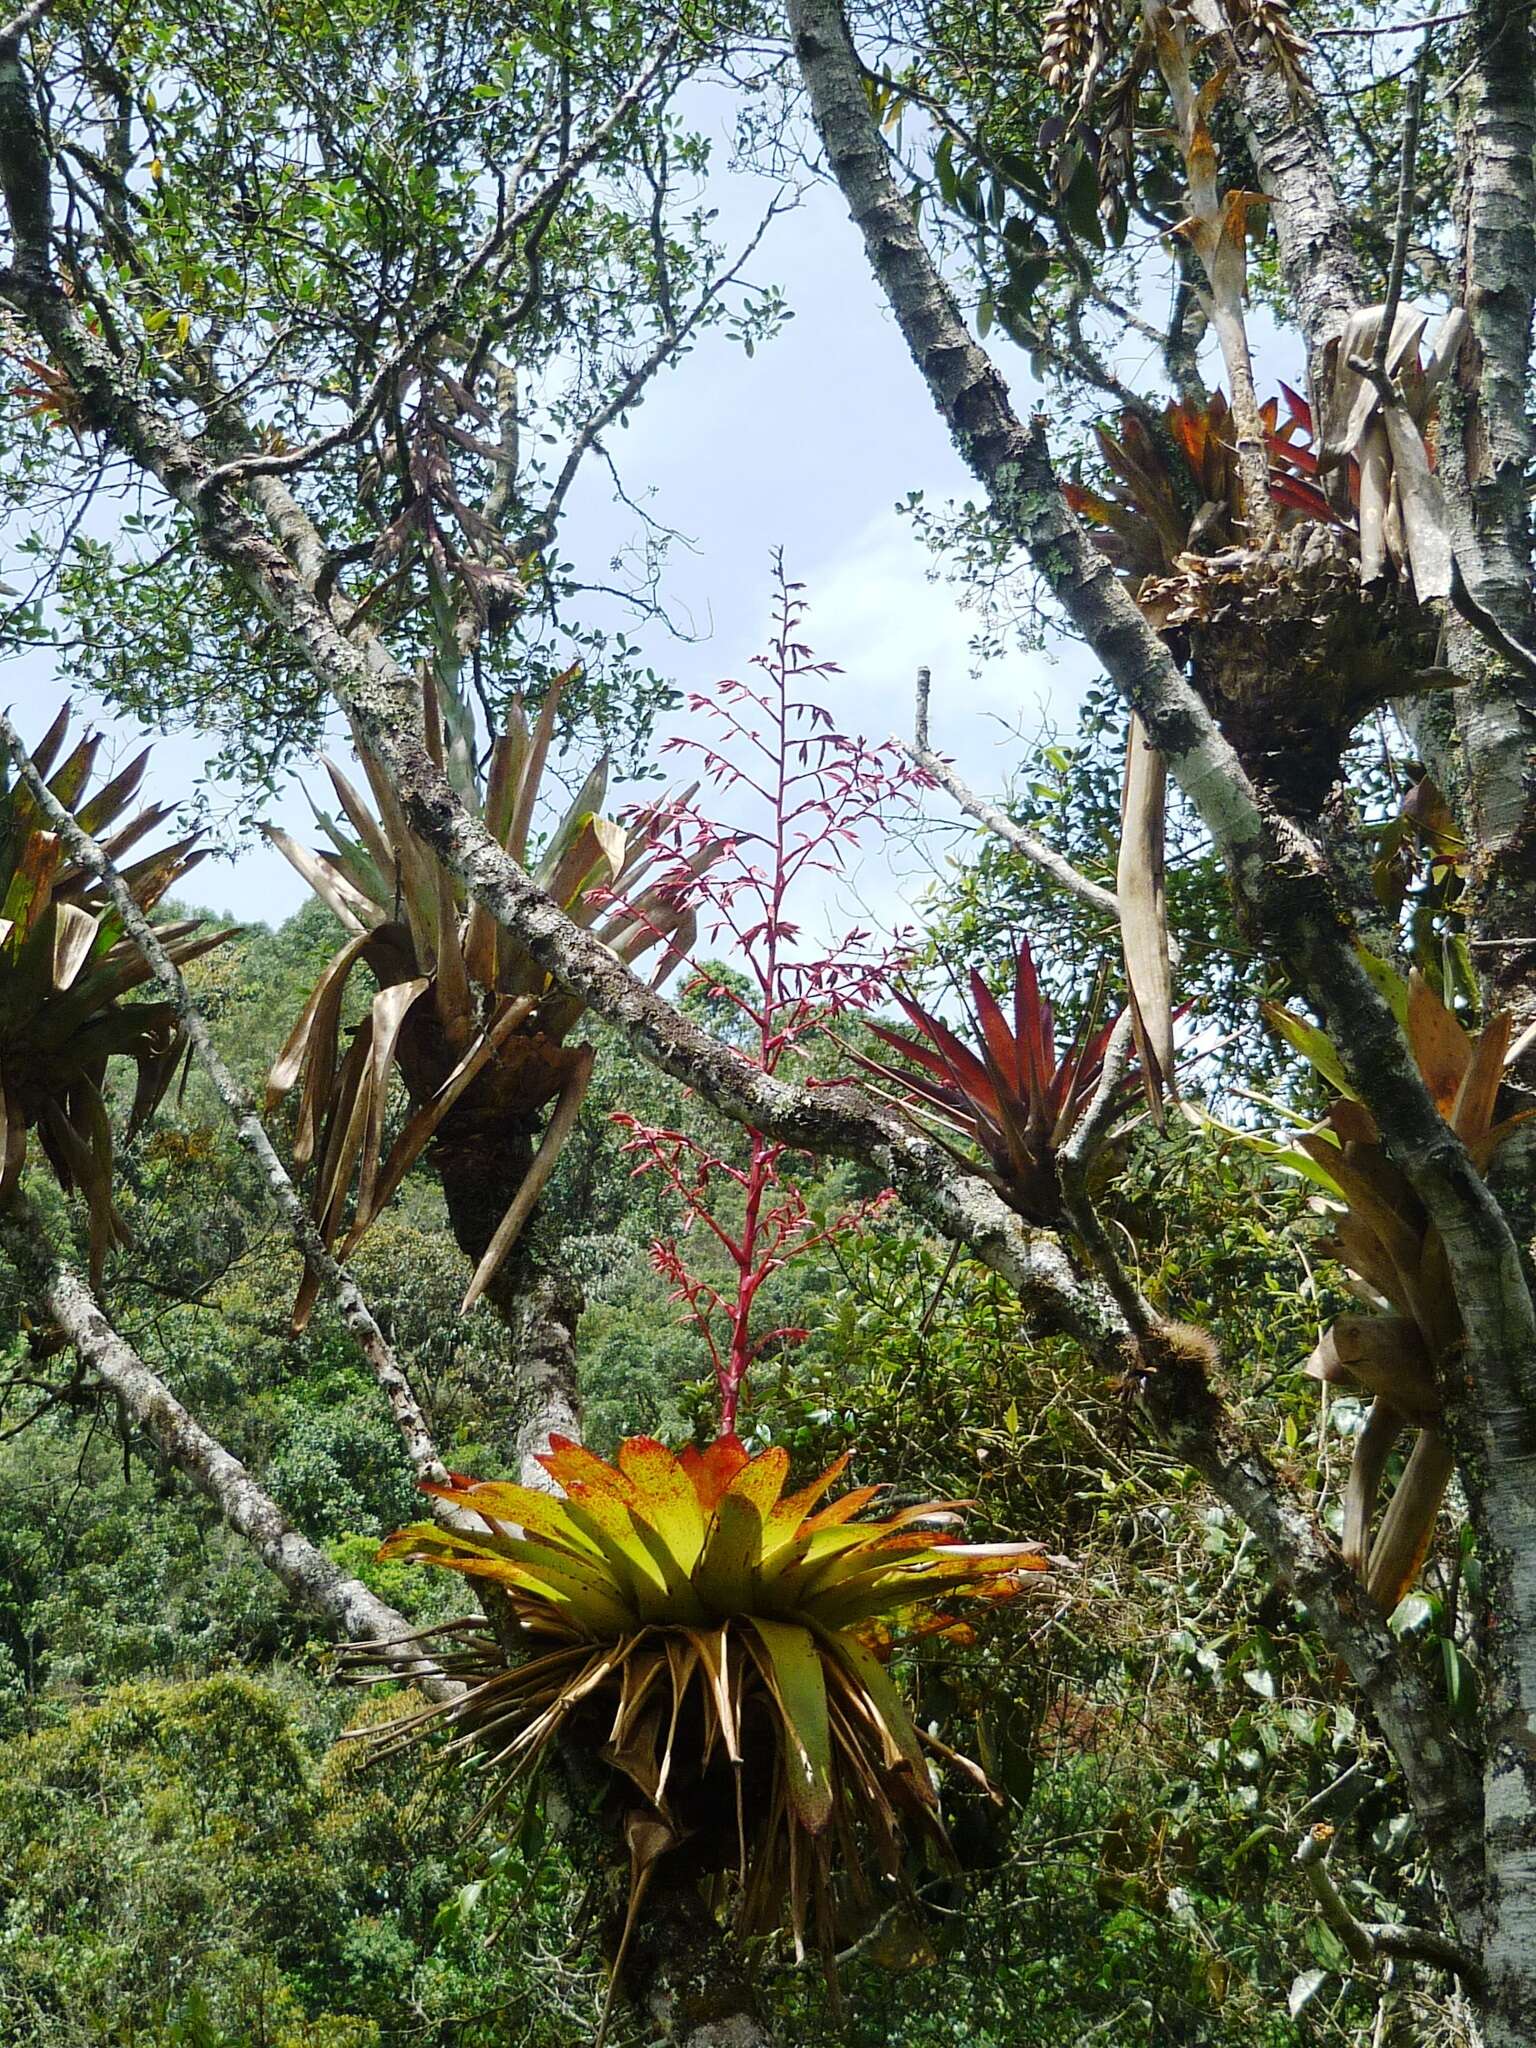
left=613, top=561, right=925, bottom=1433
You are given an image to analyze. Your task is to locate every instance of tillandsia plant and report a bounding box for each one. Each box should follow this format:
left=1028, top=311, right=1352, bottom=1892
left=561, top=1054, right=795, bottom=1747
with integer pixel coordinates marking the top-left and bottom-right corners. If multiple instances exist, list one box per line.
left=1061, top=386, right=1343, bottom=592
left=613, top=564, right=922, bottom=1432
left=266, top=658, right=715, bottom=1322
left=0, top=707, right=234, bottom=1275
left=1266, top=964, right=1529, bottom=1612
left=351, top=1433, right=1047, bottom=2023
left=853, top=938, right=1142, bottom=1225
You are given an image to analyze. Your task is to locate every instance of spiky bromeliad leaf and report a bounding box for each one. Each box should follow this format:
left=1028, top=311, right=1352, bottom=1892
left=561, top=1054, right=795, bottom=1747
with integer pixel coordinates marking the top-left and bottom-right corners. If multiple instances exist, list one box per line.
left=1268, top=960, right=1529, bottom=1611
left=1063, top=388, right=1349, bottom=1099
left=343, top=1434, right=1047, bottom=2002
left=0, top=708, right=236, bottom=1275
left=267, top=662, right=719, bottom=1322
left=852, top=938, right=1141, bottom=1222
left=1062, top=387, right=1344, bottom=591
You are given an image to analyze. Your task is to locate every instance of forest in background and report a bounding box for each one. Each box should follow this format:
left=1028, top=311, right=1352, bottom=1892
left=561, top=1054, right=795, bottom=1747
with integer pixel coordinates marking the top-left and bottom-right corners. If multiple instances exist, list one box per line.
left=2, top=0, right=1533, bottom=2039
left=0, top=661, right=1456, bottom=2046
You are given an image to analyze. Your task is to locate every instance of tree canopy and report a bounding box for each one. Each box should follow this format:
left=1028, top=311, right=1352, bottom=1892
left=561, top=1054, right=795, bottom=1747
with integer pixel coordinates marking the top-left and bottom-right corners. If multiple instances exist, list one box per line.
left=2, top=0, right=1535, bottom=2042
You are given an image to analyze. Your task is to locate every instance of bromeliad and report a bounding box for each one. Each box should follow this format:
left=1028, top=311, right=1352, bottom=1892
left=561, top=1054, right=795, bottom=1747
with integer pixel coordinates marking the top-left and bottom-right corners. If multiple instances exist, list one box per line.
left=350, top=1432, right=1048, bottom=2012
left=0, top=708, right=234, bottom=1274
left=1268, top=965, right=1529, bottom=1611
left=853, top=939, right=1141, bottom=1223
left=266, top=660, right=717, bottom=1323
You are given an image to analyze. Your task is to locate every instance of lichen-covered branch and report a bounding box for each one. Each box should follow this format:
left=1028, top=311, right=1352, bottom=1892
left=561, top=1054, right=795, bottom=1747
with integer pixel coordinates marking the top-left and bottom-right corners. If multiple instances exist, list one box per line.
left=0, top=704, right=450, bottom=1495
left=897, top=667, right=1122, bottom=921
left=0, top=1193, right=456, bottom=1698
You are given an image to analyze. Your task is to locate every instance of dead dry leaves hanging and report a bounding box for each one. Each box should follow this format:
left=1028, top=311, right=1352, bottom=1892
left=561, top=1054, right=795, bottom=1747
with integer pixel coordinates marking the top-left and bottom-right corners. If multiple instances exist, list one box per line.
left=1267, top=967, right=1529, bottom=1610
left=266, top=661, right=719, bottom=1321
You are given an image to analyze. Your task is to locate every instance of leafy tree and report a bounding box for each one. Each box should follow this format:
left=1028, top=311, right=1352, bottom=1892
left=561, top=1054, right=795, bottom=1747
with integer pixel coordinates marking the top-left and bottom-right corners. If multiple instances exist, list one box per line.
left=4, top=0, right=1536, bottom=2040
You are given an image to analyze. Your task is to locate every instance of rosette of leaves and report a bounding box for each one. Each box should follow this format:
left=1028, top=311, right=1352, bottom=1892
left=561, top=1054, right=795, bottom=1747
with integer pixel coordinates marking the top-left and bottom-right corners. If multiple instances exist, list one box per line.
left=1063, top=395, right=1344, bottom=1084
left=1062, top=387, right=1339, bottom=589
left=351, top=1433, right=1045, bottom=2012
left=852, top=940, right=1141, bottom=1223
left=1267, top=968, right=1529, bottom=1610
left=0, top=707, right=234, bottom=1273
left=1070, top=385, right=1441, bottom=808
left=266, top=663, right=715, bottom=1321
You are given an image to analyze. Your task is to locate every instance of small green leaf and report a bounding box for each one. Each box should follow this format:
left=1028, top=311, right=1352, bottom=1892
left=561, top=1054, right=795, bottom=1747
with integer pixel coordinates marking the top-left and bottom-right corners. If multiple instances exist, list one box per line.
left=1262, top=1004, right=1353, bottom=1095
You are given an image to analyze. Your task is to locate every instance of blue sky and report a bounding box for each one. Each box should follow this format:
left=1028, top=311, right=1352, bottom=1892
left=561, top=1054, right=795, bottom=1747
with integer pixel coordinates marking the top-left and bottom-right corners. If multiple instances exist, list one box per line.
left=6, top=116, right=1096, bottom=937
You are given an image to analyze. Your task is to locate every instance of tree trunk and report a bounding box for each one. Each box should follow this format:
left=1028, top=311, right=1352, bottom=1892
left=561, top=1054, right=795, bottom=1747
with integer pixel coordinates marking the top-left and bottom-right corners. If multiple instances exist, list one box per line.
left=629, top=1876, right=778, bottom=2047
left=392, top=1008, right=585, bottom=1483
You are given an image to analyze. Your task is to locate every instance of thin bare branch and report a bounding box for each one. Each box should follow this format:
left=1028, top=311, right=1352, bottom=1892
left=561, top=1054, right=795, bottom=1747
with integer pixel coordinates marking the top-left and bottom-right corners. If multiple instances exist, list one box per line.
left=897, top=667, right=1122, bottom=920
left=1294, top=1825, right=1485, bottom=1989
left=1371, top=33, right=1433, bottom=390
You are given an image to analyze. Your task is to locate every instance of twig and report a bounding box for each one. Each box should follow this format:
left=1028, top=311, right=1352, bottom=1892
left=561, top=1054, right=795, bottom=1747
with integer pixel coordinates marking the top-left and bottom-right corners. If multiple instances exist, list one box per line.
left=195, top=28, right=682, bottom=496
left=1293, top=1824, right=1485, bottom=1989
left=898, top=668, right=1122, bottom=920
left=1057, top=1035, right=1161, bottom=1350
left=0, top=705, right=449, bottom=1495
left=0, top=0, right=55, bottom=44
left=1061, top=1007, right=1138, bottom=1169
left=1295, top=1823, right=1391, bottom=1968
left=1370, top=32, right=1432, bottom=392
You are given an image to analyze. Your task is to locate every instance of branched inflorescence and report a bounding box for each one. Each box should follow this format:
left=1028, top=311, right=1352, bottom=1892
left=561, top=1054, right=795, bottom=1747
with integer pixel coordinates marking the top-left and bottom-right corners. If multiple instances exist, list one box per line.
left=615, top=562, right=925, bottom=1431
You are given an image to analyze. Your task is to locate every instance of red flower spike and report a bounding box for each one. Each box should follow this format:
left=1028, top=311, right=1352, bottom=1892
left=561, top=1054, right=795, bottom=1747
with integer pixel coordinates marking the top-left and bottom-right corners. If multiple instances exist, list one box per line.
left=611, top=562, right=923, bottom=1434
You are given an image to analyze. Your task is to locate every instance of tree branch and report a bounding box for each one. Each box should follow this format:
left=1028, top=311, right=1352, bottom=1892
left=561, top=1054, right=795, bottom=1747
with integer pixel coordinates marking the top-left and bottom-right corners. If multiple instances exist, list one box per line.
left=192, top=29, right=683, bottom=495
left=1294, top=1824, right=1486, bottom=1989
left=896, top=666, right=1122, bottom=920
left=0, top=1192, right=457, bottom=1699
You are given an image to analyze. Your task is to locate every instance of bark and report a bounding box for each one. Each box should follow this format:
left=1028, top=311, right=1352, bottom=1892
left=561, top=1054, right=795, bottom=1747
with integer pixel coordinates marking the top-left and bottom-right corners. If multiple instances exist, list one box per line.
left=1438, top=0, right=1536, bottom=1036
left=630, top=1877, right=778, bottom=2045
left=0, top=1194, right=457, bottom=1700
left=431, top=1125, right=583, bottom=1485
left=391, top=1003, right=585, bottom=1482
left=0, top=8, right=1517, bottom=2004
left=1437, top=12, right=1536, bottom=2036
left=496, top=1261, right=583, bottom=1487
left=784, top=0, right=1536, bottom=1989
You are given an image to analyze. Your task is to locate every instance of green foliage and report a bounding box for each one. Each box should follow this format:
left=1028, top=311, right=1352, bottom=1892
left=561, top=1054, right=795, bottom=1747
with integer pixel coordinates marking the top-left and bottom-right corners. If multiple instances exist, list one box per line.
left=0, top=1674, right=601, bottom=2047
left=2, top=0, right=772, bottom=796
left=0, top=697, right=1459, bottom=2044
